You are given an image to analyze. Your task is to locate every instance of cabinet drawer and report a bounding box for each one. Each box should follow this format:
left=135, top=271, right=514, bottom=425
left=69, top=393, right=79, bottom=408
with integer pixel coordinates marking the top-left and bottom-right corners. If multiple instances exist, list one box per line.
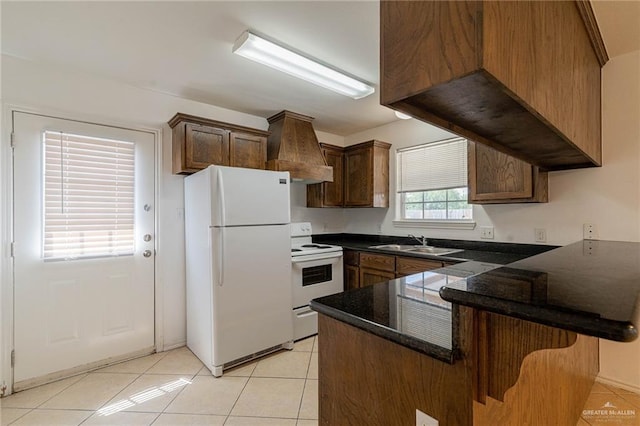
left=360, top=252, right=395, bottom=272
left=396, top=257, right=443, bottom=276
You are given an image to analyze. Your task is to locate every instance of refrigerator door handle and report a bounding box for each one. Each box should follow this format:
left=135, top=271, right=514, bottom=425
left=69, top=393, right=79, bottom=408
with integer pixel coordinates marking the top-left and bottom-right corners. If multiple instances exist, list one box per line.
left=219, top=226, right=225, bottom=287
left=216, top=168, right=226, bottom=286
left=217, top=168, right=226, bottom=227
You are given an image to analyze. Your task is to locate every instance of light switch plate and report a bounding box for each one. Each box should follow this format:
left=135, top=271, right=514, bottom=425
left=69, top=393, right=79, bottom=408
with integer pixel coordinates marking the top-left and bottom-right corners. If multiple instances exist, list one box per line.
left=583, top=223, right=598, bottom=240
left=534, top=228, right=547, bottom=242
left=480, top=226, right=494, bottom=239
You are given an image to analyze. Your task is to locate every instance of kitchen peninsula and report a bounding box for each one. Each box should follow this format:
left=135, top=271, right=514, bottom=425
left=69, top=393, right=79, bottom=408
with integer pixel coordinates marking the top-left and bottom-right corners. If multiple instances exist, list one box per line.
left=310, top=240, right=640, bottom=425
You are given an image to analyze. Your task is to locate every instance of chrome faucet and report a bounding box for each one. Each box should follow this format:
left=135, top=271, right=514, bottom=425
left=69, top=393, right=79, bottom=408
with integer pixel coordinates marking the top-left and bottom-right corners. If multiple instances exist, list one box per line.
left=408, top=234, right=428, bottom=246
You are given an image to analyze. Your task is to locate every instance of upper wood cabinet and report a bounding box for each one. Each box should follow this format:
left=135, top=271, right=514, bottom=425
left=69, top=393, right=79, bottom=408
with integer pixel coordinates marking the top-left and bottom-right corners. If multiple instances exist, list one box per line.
left=169, top=113, right=269, bottom=174
left=307, top=140, right=391, bottom=208
left=307, top=144, right=344, bottom=207
left=380, top=0, right=607, bottom=171
left=468, top=141, right=548, bottom=204
left=344, top=140, right=391, bottom=208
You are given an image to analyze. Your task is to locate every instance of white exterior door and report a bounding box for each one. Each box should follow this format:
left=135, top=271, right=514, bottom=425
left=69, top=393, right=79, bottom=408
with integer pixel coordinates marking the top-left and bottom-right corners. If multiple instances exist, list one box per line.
left=12, top=111, right=155, bottom=388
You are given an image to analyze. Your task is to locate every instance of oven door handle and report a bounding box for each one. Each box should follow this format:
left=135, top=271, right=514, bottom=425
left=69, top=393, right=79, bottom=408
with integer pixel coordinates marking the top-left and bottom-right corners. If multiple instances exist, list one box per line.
left=291, top=252, right=343, bottom=263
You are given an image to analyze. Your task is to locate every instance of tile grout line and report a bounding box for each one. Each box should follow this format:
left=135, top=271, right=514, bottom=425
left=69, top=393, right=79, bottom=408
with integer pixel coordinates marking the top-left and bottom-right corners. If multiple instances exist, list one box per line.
left=15, top=372, right=89, bottom=411
left=155, top=368, right=204, bottom=417
left=76, top=372, right=144, bottom=425
left=5, top=407, right=34, bottom=426
left=222, top=374, right=253, bottom=425
left=295, top=337, right=315, bottom=422
left=75, top=349, right=183, bottom=424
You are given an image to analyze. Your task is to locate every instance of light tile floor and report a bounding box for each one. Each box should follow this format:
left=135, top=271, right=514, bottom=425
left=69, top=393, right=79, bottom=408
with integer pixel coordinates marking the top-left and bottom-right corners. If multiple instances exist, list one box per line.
left=0, top=337, right=319, bottom=426
left=1, top=335, right=638, bottom=425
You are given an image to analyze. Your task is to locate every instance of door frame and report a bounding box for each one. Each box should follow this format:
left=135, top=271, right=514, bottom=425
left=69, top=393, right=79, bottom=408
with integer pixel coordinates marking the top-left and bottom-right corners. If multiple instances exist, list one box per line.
left=0, top=104, right=164, bottom=396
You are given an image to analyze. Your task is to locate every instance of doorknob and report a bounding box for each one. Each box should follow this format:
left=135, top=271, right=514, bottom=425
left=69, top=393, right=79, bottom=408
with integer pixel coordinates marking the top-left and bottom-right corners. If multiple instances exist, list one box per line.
left=143, top=250, right=152, bottom=258
left=143, top=234, right=152, bottom=242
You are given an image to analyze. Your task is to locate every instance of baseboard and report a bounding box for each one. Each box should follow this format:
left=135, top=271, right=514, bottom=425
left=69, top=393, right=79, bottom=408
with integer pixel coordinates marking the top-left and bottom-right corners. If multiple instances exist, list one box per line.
left=597, top=375, right=640, bottom=394
left=13, top=346, right=155, bottom=392
left=162, top=341, right=186, bottom=352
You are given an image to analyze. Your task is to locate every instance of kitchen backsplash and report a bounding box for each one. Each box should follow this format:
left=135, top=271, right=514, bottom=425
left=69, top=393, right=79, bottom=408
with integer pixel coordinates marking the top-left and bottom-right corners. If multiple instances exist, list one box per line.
left=290, top=182, right=345, bottom=233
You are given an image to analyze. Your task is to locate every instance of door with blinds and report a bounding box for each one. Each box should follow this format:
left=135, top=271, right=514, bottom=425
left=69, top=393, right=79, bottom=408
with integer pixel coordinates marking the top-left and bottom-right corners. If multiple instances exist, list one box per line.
left=12, top=111, right=155, bottom=389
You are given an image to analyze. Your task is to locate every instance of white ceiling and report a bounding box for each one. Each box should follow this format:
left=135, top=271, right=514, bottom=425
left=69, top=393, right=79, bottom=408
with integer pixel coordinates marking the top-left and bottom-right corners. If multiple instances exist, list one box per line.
left=2, top=1, right=638, bottom=136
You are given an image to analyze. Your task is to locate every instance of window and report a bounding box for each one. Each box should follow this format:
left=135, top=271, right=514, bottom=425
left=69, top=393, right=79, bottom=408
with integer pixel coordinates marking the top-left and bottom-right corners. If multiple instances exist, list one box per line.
left=396, top=138, right=473, bottom=225
left=43, top=131, right=135, bottom=260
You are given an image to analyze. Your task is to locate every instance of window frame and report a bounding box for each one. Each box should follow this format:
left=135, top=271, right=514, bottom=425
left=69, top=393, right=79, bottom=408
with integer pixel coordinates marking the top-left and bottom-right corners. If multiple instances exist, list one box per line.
left=42, top=130, right=136, bottom=261
left=394, top=138, right=476, bottom=230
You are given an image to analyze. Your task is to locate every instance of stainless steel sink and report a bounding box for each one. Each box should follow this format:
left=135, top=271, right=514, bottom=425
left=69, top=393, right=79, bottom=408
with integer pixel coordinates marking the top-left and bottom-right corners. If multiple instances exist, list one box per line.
left=368, top=244, right=463, bottom=256
left=368, top=244, right=417, bottom=251
left=404, top=247, right=463, bottom=256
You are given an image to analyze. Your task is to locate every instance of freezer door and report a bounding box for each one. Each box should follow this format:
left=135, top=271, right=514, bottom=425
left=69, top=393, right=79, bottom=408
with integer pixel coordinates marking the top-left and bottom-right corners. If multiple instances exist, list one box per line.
left=210, top=224, right=293, bottom=367
left=210, top=166, right=290, bottom=227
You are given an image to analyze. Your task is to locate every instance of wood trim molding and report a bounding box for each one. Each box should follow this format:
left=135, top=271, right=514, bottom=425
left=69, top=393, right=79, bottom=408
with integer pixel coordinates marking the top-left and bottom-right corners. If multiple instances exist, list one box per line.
left=575, top=0, right=609, bottom=67
left=167, top=112, right=270, bottom=136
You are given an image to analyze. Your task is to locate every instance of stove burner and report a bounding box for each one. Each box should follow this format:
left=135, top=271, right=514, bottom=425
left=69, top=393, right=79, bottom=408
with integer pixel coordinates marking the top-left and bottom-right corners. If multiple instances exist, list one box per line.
left=291, top=248, right=302, bottom=252
left=301, top=244, right=333, bottom=249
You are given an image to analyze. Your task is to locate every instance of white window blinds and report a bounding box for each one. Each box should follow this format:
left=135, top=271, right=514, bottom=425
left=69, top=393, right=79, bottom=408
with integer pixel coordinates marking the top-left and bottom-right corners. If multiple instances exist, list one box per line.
left=43, top=131, right=135, bottom=260
left=396, top=138, right=467, bottom=193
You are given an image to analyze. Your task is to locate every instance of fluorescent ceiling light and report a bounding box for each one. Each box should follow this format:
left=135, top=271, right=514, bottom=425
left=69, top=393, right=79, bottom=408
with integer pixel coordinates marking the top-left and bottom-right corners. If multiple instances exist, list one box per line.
left=232, top=30, right=375, bottom=100
left=395, top=111, right=412, bottom=120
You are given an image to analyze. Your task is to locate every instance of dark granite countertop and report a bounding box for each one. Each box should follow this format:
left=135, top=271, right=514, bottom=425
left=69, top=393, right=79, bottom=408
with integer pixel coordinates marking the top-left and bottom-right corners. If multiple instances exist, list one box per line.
left=311, top=261, right=502, bottom=362
left=311, top=238, right=640, bottom=361
left=312, top=233, right=556, bottom=265
left=440, top=240, right=640, bottom=342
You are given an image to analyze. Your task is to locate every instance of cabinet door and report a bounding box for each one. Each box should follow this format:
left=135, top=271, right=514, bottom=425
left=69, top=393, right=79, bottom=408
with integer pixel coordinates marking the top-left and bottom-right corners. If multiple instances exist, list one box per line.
left=360, top=267, right=396, bottom=288
left=229, top=132, right=267, bottom=170
left=343, top=249, right=359, bottom=267
left=395, top=257, right=443, bottom=277
left=321, top=146, right=344, bottom=206
left=345, top=264, right=360, bottom=290
left=307, top=144, right=344, bottom=208
left=468, top=141, right=548, bottom=203
left=344, top=146, right=373, bottom=206
left=185, top=123, right=229, bottom=170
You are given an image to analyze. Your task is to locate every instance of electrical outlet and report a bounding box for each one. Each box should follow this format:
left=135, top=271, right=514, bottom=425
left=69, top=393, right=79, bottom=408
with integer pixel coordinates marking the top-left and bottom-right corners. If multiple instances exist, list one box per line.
left=534, top=228, right=547, bottom=243
left=480, top=226, right=494, bottom=239
left=583, top=223, right=598, bottom=240
left=416, top=409, right=438, bottom=426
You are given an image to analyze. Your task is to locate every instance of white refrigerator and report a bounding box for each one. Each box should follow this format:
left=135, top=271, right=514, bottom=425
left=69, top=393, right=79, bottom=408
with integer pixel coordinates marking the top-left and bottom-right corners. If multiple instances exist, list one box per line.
left=184, top=165, right=293, bottom=377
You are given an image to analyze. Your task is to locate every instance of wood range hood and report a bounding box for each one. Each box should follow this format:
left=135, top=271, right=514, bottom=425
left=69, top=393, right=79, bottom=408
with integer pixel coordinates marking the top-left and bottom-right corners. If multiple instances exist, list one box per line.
left=265, top=110, right=334, bottom=183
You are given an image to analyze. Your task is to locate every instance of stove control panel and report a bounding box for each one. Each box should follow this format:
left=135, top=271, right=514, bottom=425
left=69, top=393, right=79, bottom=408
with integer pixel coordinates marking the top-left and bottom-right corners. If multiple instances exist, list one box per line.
left=291, top=222, right=313, bottom=237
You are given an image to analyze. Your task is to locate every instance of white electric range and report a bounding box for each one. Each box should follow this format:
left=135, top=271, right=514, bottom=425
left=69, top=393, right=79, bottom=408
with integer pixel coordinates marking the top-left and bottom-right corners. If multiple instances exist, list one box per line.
left=290, top=222, right=344, bottom=340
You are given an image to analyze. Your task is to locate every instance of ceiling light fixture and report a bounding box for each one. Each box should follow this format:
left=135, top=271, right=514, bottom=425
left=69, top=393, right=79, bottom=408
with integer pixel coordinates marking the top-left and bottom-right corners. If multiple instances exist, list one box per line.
left=232, top=30, right=375, bottom=100
left=395, top=111, right=412, bottom=120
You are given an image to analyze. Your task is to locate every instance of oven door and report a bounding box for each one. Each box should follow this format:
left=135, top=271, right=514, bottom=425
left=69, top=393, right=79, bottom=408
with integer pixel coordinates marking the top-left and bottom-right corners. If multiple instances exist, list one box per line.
left=292, top=252, right=344, bottom=308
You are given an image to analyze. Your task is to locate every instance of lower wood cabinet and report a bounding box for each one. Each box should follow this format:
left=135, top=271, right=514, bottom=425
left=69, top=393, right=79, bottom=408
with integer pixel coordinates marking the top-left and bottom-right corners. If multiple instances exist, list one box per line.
left=345, top=264, right=360, bottom=290
left=468, top=141, right=548, bottom=204
left=360, top=267, right=396, bottom=287
left=344, top=249, right=360, bottom=290
left=169, top=113, right=269, bottom=174
left=345, top=249, right=458, bottom=289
